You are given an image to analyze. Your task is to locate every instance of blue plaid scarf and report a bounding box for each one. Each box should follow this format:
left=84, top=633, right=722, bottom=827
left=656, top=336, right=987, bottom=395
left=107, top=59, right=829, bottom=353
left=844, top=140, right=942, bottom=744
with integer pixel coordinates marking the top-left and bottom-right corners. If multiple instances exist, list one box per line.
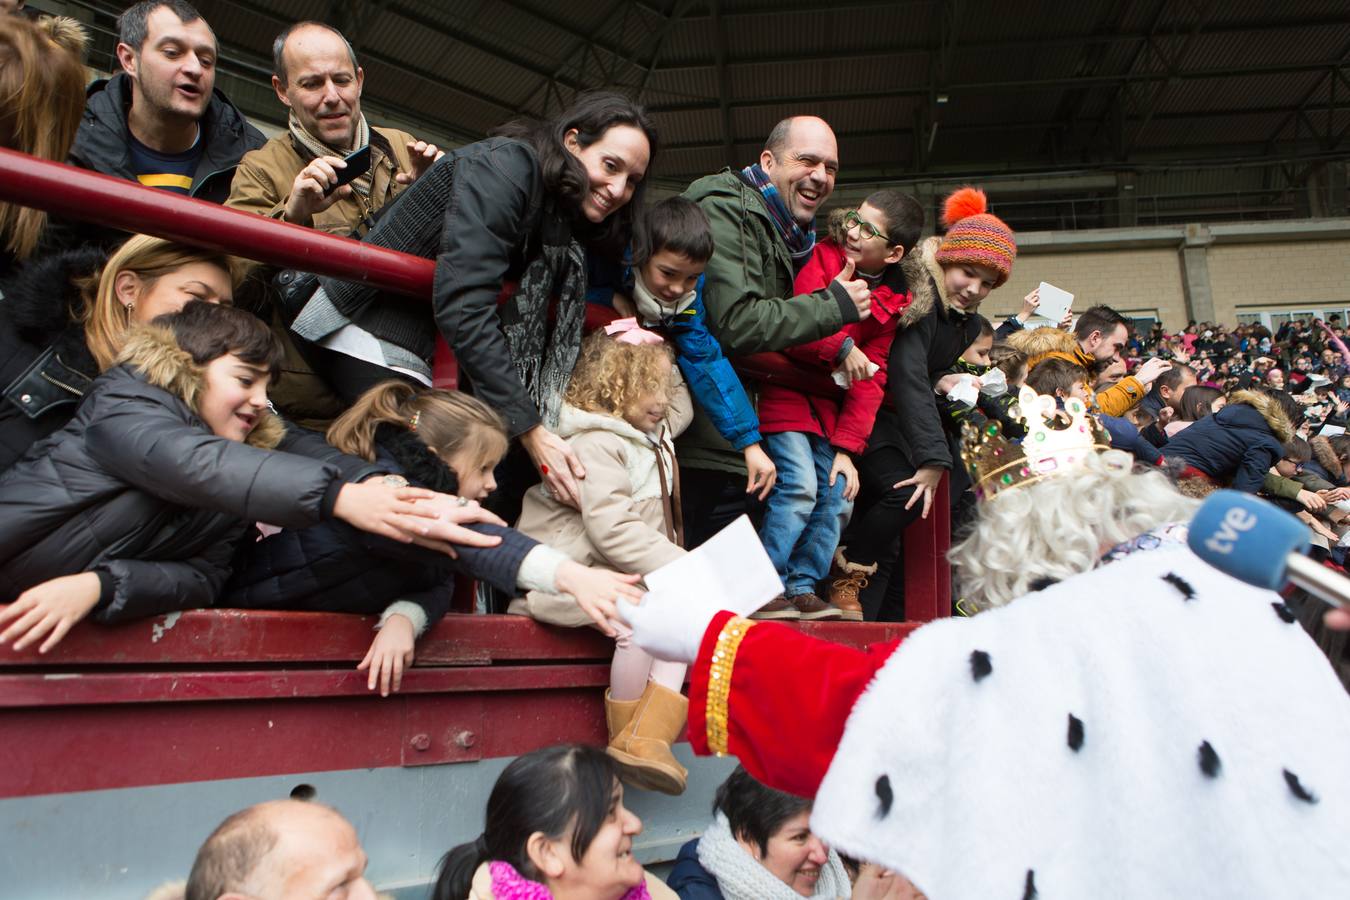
left=740, top=163, right=817, bottom=266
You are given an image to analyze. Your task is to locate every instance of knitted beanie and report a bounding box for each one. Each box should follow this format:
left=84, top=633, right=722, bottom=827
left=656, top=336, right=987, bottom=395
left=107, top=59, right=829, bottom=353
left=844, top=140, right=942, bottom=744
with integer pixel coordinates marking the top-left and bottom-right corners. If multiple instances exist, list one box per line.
left=934, top=187, right=1016, bottom=287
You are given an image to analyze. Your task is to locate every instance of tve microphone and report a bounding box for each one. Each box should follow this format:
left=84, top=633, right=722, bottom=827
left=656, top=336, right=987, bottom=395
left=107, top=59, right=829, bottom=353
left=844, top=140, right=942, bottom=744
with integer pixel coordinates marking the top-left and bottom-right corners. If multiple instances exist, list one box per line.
left=1188, top=490, right=1350, bottom=609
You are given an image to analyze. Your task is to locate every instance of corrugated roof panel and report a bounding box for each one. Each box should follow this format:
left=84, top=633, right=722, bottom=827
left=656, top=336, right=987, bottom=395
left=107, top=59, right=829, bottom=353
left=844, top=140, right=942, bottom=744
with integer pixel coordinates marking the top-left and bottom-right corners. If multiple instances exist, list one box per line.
left=963, top=0, right=1109, bottom=43
left=639, top=68, right=721, bottom=106
left=181, top=0, right=1347, bottom=223
left=650, top=109, right=725, bottom=146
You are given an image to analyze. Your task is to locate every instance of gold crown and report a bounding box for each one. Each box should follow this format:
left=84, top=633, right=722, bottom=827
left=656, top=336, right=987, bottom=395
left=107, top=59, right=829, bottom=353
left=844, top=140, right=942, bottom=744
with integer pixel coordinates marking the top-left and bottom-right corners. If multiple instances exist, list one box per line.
left=961, top=386, right=1113, bottom=501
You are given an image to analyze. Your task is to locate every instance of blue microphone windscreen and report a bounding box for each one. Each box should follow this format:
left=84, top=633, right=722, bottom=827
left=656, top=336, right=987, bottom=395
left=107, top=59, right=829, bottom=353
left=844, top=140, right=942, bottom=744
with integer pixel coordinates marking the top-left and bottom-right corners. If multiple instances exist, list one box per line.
left=1187, top=490, right=1310, bottom=590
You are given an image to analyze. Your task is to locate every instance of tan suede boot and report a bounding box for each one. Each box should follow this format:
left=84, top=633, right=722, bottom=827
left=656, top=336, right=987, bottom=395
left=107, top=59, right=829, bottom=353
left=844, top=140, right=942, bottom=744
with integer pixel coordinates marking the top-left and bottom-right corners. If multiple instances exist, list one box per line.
left=606, top=681, right=689, bottom=795
left=828, top=548, right=876, bottom=621
left=605, top=690, right=640, bottom=739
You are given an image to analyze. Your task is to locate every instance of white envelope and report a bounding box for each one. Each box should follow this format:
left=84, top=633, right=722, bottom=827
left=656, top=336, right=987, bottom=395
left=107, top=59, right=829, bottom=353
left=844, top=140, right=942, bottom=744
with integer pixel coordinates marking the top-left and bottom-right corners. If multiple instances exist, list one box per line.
left=1037, top=282, right=1074, bottom=324
left=642, top=515, right=783, bottom=619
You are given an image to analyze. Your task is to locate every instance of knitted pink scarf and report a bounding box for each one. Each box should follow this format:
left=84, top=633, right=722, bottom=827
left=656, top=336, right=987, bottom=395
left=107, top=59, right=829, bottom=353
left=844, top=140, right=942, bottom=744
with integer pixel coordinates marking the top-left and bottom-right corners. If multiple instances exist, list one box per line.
left=488, top=861, right=651, bottom=900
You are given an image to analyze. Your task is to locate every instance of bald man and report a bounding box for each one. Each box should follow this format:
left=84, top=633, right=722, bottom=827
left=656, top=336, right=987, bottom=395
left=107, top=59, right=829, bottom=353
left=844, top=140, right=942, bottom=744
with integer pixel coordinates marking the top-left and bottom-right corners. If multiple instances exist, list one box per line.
left=678, top=116, right=873, bottom=548
left=227, top=20, right=440, bottom=236
left=184, top=800, right=375, bottom=900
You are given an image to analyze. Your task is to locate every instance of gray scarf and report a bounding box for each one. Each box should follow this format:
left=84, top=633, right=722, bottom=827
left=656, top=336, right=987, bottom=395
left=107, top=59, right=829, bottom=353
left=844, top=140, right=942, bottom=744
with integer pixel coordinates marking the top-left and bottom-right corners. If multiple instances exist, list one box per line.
left=696, top=813, right=852, bottom=900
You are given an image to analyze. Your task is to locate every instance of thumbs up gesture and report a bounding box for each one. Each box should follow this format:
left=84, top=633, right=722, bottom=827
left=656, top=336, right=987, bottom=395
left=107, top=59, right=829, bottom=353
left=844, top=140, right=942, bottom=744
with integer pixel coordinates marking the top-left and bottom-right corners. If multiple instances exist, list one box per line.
left=832, top=257, right=872, bottom=320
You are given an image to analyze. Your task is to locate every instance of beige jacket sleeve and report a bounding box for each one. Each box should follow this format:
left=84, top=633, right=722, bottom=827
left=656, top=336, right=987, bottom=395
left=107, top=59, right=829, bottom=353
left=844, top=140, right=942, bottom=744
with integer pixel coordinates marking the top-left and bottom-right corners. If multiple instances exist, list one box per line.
left=666, top=363, right=694, bottom=439
left=572, top=432, right=685, bottom=576
left=225, top=149, right=289, bottom=220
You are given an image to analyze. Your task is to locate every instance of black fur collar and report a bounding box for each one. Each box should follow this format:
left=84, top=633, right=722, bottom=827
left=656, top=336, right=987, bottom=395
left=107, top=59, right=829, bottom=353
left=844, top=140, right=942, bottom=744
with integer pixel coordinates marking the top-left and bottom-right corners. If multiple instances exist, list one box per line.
left=373, top=422, right=460, bottom=495
left=0, top=246, right=107, bottom=378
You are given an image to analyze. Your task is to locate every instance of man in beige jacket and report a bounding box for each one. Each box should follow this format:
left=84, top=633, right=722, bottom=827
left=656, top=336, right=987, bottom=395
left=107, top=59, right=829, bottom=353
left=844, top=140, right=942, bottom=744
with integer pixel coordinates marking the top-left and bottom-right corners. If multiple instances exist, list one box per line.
left=226, top=20, right=441, bottom=237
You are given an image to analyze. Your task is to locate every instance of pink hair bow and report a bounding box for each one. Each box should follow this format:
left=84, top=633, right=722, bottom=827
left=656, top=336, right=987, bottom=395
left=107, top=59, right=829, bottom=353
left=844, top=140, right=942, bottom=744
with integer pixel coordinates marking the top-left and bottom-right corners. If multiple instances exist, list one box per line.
left=604, top=317, right=664, bottom=346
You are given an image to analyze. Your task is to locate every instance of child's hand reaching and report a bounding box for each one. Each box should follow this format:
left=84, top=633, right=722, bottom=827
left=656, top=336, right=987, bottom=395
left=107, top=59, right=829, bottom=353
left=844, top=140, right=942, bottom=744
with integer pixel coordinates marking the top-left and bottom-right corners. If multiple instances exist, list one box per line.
left=743, top=443, right=777, bottom=500
left=1297, top=489, right=1328, bottom=513
left=830, top=451, right=860, bottom=501
left=334, top=480, right=438, bottom=543
left=358, top=612, right=416, bottom=697
left=554, top=560, right=644, bottom=637
left=0, top=571, right=102, bottom=653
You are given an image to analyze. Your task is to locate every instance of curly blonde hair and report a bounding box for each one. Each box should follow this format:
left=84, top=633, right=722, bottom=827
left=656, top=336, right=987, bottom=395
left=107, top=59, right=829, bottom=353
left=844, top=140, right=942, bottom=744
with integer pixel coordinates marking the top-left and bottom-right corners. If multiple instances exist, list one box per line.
left=564, top=329, right=674, bottom=417
left=950, top=451, right=1197, bottom=612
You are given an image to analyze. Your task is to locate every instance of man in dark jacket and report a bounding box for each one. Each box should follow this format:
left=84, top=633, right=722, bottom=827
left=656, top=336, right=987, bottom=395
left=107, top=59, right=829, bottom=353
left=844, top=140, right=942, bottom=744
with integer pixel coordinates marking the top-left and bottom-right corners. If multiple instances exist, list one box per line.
left=68, top=1, right=264, bottom=211
left=678, top=116, right=873, bottom=546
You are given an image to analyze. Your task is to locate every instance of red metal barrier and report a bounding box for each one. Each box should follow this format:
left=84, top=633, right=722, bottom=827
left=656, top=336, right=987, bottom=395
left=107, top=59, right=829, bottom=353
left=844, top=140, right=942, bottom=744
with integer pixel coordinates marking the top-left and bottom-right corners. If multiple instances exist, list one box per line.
left=0, top=147, right=433, bottom=296
left=0, top=612, right=918, bottom=796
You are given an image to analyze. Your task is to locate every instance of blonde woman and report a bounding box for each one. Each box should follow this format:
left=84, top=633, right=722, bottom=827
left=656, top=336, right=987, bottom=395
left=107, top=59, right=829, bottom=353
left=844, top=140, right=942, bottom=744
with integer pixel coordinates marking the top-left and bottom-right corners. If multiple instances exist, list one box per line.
left=0, top=14, right=88, bottom=275
left=0, top=234, right=235, bottom=469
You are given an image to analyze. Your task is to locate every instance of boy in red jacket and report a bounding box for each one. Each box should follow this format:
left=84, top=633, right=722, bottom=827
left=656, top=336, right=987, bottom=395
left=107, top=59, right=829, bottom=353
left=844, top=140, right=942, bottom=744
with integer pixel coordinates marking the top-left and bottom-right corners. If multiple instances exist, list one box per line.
left=754, top=190, right=923, bottom=621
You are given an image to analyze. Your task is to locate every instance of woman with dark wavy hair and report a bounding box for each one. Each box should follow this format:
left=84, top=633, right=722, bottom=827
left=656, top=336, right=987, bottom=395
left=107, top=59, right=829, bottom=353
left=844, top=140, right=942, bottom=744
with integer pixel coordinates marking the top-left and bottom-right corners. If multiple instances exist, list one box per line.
left=295, top=92, right=657, bottom=513
left=433, top=743, right=677, bottom=900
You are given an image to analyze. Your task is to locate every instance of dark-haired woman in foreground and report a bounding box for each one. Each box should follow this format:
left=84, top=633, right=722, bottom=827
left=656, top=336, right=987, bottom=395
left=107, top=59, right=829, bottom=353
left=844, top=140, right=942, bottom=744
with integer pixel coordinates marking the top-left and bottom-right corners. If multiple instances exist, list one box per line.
left=668, top=766, right=856, bottom=900
left=433, top=744, right=676, bottom=900
left=296, top=91, right=657, bottom=511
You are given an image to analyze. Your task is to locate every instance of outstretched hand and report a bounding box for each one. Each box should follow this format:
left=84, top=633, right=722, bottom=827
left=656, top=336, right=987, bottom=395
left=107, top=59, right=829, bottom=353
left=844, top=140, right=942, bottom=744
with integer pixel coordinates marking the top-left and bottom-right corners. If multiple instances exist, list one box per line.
left=555, top=561, right=643, bottom=637
left=333, top=481, right=439, bottom=543
left=894, top=466, right=944, bottom=519
left=358, top=612, right=416, bottom=696
left=0, top=572, right=102, bottom=654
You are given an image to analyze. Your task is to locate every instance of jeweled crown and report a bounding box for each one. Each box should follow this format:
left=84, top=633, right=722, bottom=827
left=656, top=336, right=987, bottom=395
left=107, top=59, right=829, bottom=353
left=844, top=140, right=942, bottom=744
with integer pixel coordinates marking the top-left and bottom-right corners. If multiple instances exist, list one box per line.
left=961, top=387, right=1112, bottom=501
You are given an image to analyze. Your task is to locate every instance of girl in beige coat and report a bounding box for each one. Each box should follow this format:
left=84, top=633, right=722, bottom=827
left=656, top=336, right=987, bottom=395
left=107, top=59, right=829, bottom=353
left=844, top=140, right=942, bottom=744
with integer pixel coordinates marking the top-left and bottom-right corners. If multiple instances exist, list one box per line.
left=514, top=325, right=693, bottom=795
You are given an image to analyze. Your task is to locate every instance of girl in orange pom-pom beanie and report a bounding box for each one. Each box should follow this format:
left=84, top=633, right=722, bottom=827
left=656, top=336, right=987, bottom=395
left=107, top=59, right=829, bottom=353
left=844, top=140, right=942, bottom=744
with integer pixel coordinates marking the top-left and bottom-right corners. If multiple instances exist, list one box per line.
left=828, top=187, right=1016, bottom=621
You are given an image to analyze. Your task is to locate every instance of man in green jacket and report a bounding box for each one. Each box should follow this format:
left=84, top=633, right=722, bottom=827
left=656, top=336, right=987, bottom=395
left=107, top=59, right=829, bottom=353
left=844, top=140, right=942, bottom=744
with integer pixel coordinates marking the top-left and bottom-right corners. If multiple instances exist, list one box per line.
left=679, top=115, right=873, bottom=546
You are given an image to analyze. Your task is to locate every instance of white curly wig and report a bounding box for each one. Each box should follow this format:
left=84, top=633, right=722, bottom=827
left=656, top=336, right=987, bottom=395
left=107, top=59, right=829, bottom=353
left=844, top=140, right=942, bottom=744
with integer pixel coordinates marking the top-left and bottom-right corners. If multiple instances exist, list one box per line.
left=950, top=450, right=1198, bottom=612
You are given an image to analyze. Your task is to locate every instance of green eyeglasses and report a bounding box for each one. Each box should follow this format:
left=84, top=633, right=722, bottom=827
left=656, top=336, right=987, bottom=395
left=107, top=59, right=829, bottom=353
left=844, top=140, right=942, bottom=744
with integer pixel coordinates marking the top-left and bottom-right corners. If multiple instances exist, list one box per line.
left=842, top=210, right=894, bottom=244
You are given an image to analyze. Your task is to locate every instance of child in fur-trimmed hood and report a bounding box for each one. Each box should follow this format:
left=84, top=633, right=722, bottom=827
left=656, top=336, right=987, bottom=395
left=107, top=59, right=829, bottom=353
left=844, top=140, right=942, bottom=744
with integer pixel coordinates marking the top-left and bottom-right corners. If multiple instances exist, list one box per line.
left=1163, top=387, right=1300, bottom=493
left=831, top=187, right=1016, bottom=621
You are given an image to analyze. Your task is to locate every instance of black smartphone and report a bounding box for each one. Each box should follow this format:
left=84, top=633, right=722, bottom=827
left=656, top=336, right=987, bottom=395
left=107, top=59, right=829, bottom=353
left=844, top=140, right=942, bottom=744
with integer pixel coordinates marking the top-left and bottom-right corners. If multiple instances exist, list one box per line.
left=323, top=144, right=371, bottom=196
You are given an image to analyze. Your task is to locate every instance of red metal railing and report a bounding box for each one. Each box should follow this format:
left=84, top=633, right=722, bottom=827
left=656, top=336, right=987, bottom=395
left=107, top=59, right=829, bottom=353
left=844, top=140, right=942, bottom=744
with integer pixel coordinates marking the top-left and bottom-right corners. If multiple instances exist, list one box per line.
left=0, top=147, right=433, bottom=295
left=0, top=147, right=949, bottom=620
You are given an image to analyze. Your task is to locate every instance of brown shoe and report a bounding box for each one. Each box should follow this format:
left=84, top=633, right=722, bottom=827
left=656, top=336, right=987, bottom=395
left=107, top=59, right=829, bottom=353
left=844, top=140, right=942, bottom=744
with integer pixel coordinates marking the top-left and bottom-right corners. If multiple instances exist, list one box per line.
left=828, top=548, right=875, bottom=621
left=751, top=595, right=801, bottom=620
left=788, top=591, right=842, bottom=621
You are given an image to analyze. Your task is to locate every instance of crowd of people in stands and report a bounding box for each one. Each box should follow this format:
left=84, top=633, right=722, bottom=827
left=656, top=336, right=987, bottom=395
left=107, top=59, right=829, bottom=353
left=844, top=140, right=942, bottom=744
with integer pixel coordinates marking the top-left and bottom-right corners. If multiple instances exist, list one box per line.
left=3, top=3, right=1350, bottom=899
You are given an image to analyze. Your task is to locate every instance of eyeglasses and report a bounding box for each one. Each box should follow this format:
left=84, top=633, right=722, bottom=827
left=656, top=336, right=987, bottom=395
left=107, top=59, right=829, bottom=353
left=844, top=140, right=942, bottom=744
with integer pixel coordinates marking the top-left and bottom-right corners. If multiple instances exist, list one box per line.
left=842, top=210, right=894, bottom=244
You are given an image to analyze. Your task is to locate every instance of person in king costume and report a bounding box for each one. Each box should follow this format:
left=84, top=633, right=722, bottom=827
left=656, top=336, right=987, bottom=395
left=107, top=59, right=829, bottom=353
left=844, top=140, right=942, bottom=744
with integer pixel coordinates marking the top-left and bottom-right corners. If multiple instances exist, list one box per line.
left=620, top=388, right=1350, bottom=899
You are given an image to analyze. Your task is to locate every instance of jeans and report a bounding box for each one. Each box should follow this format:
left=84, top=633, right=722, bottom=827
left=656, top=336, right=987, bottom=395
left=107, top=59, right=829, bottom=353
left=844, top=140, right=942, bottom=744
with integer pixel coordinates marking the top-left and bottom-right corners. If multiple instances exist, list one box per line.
left=759, top=432, right=854, bottom=597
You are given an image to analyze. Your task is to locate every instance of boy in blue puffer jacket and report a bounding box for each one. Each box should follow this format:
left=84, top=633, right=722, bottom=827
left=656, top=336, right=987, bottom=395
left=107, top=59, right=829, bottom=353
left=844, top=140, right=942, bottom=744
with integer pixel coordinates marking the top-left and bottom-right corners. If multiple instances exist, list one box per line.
left=590, top=197, right=778, bottom=502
